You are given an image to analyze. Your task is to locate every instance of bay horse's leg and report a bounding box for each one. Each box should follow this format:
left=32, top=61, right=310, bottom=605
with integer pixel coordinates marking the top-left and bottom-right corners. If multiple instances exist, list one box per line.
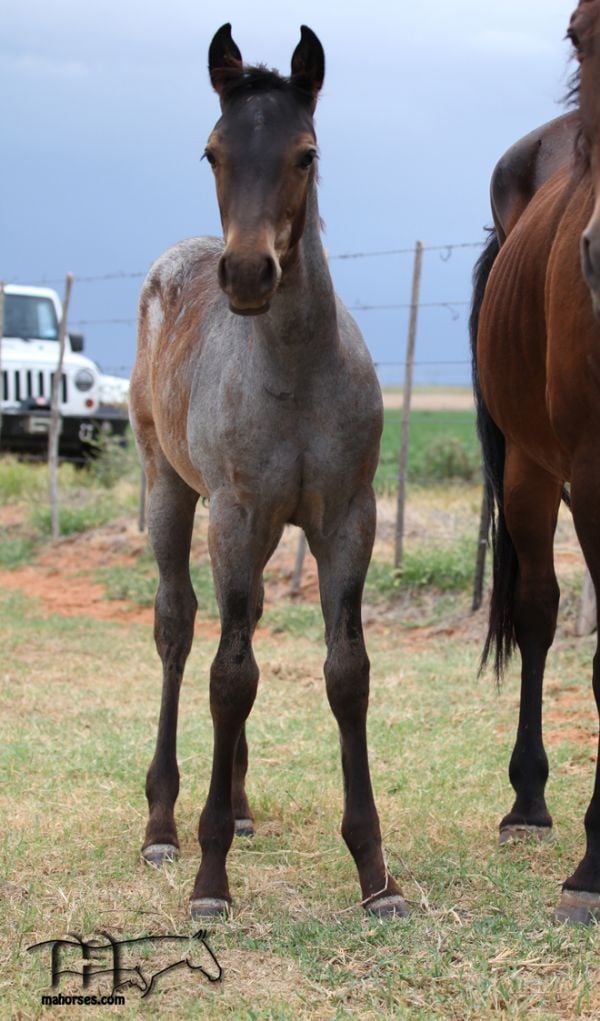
left=556, top=462, right=600, bottom=923
left=499, top=450, right=562, bottom=843
left=190, top=495, right=274, bottom=917
left=142, top=460, right=199, bottom=867
left=310, top=487, right=407, bottom=918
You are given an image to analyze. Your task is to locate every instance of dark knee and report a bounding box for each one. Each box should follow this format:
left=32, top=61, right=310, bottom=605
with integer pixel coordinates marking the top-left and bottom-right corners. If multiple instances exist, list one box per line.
left=210, top=635, right=259, bottom=720
left=325, top=643, right=370, bottom=721
left=154, top=582, right=197, bottom=659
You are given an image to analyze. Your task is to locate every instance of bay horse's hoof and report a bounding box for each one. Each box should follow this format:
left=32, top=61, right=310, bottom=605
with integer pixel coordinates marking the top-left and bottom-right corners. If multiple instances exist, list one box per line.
left=142, top=843, right=180, bottom=867
left=499, top=824, right=552, bottom=845
left=234, top=818, right=255, bottom=838
left=364, top=894, right=410, bottom=919
left=189, top=897, right=231, bottom=919
left=555, top=889, right=600, bottom=925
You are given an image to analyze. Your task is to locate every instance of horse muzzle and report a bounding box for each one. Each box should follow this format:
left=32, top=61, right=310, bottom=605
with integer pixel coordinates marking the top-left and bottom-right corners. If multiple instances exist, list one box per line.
left=218, top=249, right=281, bottom=316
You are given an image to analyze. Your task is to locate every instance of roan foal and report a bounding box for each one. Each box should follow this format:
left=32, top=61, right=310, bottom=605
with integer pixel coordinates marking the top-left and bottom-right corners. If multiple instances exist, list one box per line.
left=130, top=24, right=406, bottom=919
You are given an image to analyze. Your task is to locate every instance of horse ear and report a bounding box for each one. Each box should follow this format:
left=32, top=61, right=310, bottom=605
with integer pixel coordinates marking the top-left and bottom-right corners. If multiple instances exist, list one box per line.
left=290, top=26, right=325, bottom=109
left=209, top=23, right=243, bottom=96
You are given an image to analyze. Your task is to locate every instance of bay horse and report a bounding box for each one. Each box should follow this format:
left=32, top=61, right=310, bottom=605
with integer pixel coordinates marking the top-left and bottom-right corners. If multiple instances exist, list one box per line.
left=129, top=24, right=406, bottom=920
left=472, top=0, right=600, bottom=924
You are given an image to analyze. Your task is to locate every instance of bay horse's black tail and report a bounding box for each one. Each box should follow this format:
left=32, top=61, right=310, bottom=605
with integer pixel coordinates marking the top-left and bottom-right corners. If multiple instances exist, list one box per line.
left=470, top=228, right=517, bottom=678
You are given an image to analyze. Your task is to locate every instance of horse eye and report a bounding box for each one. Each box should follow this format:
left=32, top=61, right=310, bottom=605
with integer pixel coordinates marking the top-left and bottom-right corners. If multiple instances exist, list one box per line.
left=567, top=27, right=582, bottom=53
left=298, top=149, right=317, bottom=169
left=203, top=149, right=217, bottom=167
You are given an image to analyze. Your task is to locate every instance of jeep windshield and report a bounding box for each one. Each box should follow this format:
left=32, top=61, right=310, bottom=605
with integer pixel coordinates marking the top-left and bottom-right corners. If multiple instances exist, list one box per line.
left=3, top=294, right=59, bottom=341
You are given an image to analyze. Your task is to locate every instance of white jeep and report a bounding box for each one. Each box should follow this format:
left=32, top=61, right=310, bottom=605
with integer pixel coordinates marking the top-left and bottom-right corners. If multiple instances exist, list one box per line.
left=1, top=284, right=129, bottom=459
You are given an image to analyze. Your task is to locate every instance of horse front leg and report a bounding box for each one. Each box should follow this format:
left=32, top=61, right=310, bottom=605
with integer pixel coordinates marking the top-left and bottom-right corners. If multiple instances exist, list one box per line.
left=142, top=463, right=199, bottom=867
left=190, top=495, right=273, bottom=917
left=231, top=726, right=254, bottom=838
left=311, top=486, right=407, bottom=918
left=231, top=579, right=264, bottom=839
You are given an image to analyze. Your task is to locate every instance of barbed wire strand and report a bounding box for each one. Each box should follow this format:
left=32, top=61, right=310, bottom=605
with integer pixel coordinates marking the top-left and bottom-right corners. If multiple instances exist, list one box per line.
left=11, top=239, right=485, bottom=288
left=69, top=300, right=471, bottom=328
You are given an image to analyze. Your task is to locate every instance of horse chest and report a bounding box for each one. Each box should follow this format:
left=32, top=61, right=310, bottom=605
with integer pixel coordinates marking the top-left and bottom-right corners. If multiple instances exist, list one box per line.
left=187, top=379, right=376, bottom=522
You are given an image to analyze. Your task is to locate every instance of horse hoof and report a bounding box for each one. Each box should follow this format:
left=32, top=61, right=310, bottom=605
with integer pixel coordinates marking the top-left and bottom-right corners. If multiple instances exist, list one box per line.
left=555, top=889, right=600, bottom=925
left=142, top=843, right=180, bottom=867
left=499, top=825, right=552, bottom=845
left=364, top=894, right=410, bottom=919
left=234, top=818, right=255, bottom=838
left=189, top=897, right=231, bottom=919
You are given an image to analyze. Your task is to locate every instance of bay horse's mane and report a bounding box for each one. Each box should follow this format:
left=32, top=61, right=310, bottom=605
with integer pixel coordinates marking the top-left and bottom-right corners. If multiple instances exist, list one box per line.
left=210, top=63, right=316, bottom=108
left=564, top=0, right=600, bottom=169
left=564, top=63, right=580, bottom=109
left=563, top=63, right=589, bottom=169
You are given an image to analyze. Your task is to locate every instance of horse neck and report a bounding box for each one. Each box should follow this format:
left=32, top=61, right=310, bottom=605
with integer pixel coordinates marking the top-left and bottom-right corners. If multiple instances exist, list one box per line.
left=252, top=178, right=338, bottom=360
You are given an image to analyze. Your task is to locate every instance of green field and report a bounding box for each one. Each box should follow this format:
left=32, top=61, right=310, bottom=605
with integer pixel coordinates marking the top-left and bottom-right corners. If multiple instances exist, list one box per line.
left=1, top=410, right=599, bottom=1019
left=376, top=410, right=480, bottom=495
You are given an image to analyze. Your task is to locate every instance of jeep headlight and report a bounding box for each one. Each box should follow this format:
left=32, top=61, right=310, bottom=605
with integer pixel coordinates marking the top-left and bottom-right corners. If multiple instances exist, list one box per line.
left=74, top=369, right=96, bottom=392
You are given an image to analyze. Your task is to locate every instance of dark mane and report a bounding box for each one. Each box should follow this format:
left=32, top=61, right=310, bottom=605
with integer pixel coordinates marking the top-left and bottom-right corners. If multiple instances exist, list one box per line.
left=211, top=63, right=314, bottom=107
left=564, top=63, right=580, bottom=109
left=563, top=57, right=588, bottom=170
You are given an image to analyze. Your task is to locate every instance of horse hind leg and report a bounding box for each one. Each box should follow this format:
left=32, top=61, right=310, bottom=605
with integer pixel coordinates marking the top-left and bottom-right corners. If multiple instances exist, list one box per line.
left=498, top=452, right=562, bottom=845
left=555, top=461, right=600, bottom=923
left=142, top=461, right=198, bottom=867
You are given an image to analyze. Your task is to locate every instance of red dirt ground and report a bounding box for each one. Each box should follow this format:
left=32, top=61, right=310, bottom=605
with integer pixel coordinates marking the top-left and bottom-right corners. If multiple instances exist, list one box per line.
left=0, top=507, right=596, bottom=752
left=0, top=516, right=322, bottom=631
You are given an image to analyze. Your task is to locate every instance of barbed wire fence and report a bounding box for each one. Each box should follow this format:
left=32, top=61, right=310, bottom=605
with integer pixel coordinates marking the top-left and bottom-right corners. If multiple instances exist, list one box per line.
left=5, top=241, right=594, bottom=627
left=18, top=239, right=481, bottom=377
left=6, top=238, right=490, bottom=606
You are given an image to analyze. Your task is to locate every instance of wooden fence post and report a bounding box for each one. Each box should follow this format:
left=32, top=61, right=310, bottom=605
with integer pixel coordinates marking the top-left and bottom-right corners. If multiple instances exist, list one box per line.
left=48, top=273, right=74, bottom=541
left=577, top=569, right=597, bottom=637
left=394, top=241, right=423, bottom=570
left=290, top=531, right=307, bottom=597
left=472, top=486, right=491, bottom=611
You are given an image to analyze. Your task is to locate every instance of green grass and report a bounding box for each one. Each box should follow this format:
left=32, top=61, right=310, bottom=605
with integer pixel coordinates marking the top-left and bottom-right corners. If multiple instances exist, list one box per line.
left=0, top=444, right=141, bottom=561
left=1, top=586, right=599, bottom=1019
left=376, top=409, right=481, bottom=495
left=100, top=556, right=220, bottom=618
left=0, top=456, right=47, bottom=501
left=367, top=537, right=475, bottom=598
left=29, top=499, right=118, bottom=536
left=2, top=410, right=595, bottom=1019
left=0, top=535, right=38, bottom=569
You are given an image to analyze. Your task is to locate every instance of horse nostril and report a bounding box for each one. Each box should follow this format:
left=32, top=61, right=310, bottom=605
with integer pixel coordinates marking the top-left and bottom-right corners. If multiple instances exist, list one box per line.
left=583, top=235, right=592, bottom=275
left=259, top=256, right=276, bottom=295
left=218, top=255, right=229, bottom=292
left=582, top=231, right=600, bottom=284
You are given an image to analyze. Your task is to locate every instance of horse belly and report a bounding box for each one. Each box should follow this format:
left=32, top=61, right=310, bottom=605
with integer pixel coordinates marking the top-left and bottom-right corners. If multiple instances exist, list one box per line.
left=478, top=178, right=574, bottom=480
left=545, top=184, right=600, bottom=464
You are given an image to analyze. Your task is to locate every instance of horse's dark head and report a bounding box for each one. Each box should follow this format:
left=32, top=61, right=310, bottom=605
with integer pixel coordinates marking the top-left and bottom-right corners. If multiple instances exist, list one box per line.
left=569, top=0, right=600, bottom=316
left=205, top=24, right=324, bottom=315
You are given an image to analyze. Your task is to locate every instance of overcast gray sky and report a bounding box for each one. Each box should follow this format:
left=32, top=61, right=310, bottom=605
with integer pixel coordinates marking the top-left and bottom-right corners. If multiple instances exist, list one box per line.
left=1, top=0, right=575, bottom=384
